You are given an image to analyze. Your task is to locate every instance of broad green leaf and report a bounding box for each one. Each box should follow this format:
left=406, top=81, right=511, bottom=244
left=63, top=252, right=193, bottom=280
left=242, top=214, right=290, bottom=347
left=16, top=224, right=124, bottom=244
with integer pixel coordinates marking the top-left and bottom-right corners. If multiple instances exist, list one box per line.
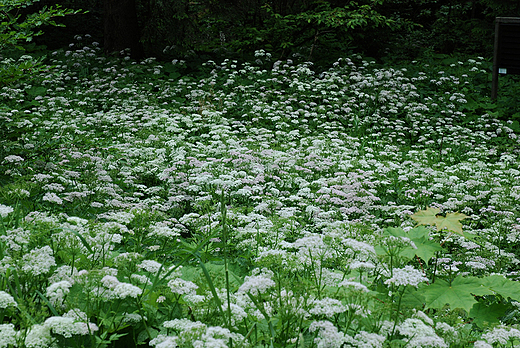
left=411, top=207, right=440, bottom=226
left=405, top=227, right=443, bottom=262
left=384, top=227, right=407, bottom=237
left=401, top=286, right=426, bottom=308
left=384, top=226, right=442, bottom=262
left=470, top=302, right=508, bottom=327
left=411, top=208, right=468, bottom=235
left=435, top=212, right=468, bottom=235
left=422, top=276, right=493, bottom=312
left=480, top=275, right=520, bottom=301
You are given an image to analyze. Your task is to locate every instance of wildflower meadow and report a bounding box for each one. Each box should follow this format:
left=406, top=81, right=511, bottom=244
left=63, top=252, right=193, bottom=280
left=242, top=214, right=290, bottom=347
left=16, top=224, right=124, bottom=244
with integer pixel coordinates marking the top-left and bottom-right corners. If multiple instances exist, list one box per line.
left=3, top=37, right=520, bottom=347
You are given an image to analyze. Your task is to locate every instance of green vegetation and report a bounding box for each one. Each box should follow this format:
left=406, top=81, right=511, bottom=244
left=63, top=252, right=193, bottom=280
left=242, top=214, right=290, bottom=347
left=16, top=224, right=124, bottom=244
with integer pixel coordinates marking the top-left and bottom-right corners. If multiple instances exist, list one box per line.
left=2, top=35, right=520, bottom=347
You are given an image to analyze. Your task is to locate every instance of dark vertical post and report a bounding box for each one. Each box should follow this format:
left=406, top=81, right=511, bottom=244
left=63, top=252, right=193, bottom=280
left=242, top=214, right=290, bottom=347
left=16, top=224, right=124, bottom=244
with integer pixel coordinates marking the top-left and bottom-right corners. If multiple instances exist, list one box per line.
left=492, top=18, right=500, bottom=100
left=492, top=17, right=520, bottom=100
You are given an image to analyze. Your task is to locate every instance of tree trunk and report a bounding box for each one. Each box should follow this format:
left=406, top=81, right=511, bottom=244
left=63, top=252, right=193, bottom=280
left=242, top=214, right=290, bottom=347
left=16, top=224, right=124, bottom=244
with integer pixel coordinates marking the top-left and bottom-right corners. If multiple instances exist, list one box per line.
left=104, top=0, right=143, bottom=59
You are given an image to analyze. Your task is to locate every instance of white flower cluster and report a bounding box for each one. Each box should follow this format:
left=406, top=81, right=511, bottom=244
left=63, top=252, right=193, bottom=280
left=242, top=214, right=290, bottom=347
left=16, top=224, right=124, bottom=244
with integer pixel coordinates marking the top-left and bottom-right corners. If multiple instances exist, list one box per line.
left=150, top=319, right=244, bottom=348
left=309, top=297, right=346, bottom=317
left=147, top=221, right=181, bottom=239
left=3, top=155, right=24, bottom=163
left=21, top=245, right=56, bottom=276
left=384, top=266, right=428, bottom=287
left=0, top=204, right=14, bottom=218
left=339, top=280, right=370, bottom=293
left=167, top=278, right=198, bottom=295
left=46, top=280, right=73, bottom=308
left=480, top=326, right=520, bottom=346
left=100, top=275, right=143, bottom=299
left=0, top=324, right=17, bottom=347
left=138, top=259, right=163, bottom=273
left=238, top=268, right=275, bottom=296
left=397, top=318, right=447, bottom=348
left=309, top=320, right=353, bottom=348
left=44, top=309, right=99, bottom=338
left=42, top=192, right=63, bottom=205
left=0, top=291, right=17, bottom=308
left=1, top=310, right=99, bottom=347
left=0, top=227, right=30, bottom=251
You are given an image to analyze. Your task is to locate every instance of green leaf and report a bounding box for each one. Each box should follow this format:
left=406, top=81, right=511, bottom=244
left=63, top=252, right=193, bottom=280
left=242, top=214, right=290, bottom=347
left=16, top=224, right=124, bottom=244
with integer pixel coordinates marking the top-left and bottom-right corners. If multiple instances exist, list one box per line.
left=411, top=208, right=467, bottom=235
left=26, top=86, right=47, bottom=97
left=422, top=276, right=493, bottom=312
left=411, top=207, right=440, bottom=226
left=384, top=226, right=442, bottom=262
left=480, top=275, right=520, bottom=301
left=435, top=212, right=467, bottom=235
left=401, top=286, right=426, bottom=308
left=405, top=226, right=443, bottom=262
left=470, top=302, right=508, bottom=327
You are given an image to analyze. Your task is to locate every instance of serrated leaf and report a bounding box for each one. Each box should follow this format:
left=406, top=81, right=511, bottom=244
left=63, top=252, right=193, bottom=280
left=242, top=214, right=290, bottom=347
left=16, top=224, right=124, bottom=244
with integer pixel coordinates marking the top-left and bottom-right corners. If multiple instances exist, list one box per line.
left=384, top=226, right=442, bottom=262
left=480, top=275, right=520, bottom=301
left=435, top=212, right=467, bottom=235
left=405, top=227, right=443, bottom=262
left=423, top=276, right=493, bottom=312
left=411, top=207, right=440, bottom=226
left=470, top=302, right=508, bottom=327
left=401, top=286, right=426, bottom=308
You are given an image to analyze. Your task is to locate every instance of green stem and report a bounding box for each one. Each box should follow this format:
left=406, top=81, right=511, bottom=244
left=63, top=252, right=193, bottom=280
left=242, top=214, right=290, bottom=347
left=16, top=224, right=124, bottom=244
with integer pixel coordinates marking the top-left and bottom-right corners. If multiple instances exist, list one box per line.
left=390, top=286, right=405, bottom=339
left=221, top=190, right=232, bottom=330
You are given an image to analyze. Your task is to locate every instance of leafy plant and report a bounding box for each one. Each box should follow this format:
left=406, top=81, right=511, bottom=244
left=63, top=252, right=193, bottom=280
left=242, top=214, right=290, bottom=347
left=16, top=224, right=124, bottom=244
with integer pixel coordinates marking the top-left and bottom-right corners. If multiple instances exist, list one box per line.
left=0, top=0, right=82, bottom=51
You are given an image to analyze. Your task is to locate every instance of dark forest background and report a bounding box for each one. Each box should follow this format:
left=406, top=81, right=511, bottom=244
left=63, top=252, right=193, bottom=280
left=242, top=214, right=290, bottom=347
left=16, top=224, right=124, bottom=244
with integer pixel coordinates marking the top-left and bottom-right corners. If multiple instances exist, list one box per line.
left=14, top=0, right=520, bottom=65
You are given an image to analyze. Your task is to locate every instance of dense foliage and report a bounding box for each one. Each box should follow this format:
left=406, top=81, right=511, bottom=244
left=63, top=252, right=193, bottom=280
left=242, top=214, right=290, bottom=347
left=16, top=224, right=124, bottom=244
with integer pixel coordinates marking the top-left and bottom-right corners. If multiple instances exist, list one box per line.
left=2, top=36, right=520, bottom=347
left=27, top=0, right=520, bottom=62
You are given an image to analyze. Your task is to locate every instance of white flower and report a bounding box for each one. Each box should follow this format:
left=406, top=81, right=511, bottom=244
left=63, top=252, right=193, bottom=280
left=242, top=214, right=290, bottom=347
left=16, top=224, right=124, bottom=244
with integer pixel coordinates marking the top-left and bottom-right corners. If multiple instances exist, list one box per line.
left=113, top=282, right=143, bottom=299
left=309, top=297, right=346, bottom=317
left=481, top=326, right=520, bottom=345
left=0, top=291, right=17, bottom=308
left=123, top=312, right=146, bottom=323
left=398, top=318, right=447, bottom=348
left=354, top=331, right=386, bottom=348
left=398, top=318, right=436, bottom=337
left=343, top=238, right=377, bottom=260
left=149, top=334, right=178, bottom=348
left=163, top=318, right=206, bottom=333
left=0, top=324, right=17, bottom=347
left=42, top=192, right=63, bottom=205
left=21, top=245, right=56, bottom=276
left=168, top=278, right=198, bottom=295
left=3, top=155, right=24, bottom=163
left=44, top=312, right=98, bottom=338
left=435, top=322, right=458, bottom=344
left=46, top=281, right=72, bottom=308
left=238, top=271, right=275, bottom=296
left=308, top=320, right=353, bottom=348
left=138, top=259, right=163, bottom=273
left=408, top=335, right=448, bottom=348
left=0, top=204, right=14, bottom=218
left=148, top=222, right=180, bottom=239
left=350, top=261, right=376, bottom=271
left=384, top=266, right=428, bottom=287
left=23, top=324, right=53, bottom=348
left=413, top=309, right=434, bottom=325
left=131, top=274, right=151, bottom=285
left=101, top=275, right=120, bottom=289
left=338, top=280, right=369, bottom=293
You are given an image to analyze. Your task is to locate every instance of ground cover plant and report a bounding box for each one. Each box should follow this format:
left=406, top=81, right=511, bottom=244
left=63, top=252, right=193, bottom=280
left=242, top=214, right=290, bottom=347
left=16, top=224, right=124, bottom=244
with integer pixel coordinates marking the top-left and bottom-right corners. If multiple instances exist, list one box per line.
left=3, top=37, right=520, bottom=347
